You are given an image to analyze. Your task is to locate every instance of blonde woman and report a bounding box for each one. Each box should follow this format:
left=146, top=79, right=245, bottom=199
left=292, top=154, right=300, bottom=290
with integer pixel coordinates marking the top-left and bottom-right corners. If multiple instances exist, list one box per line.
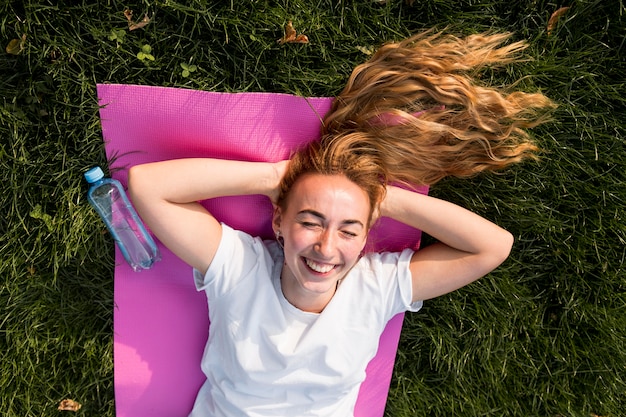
left=129, top=31, right=554, bottom=417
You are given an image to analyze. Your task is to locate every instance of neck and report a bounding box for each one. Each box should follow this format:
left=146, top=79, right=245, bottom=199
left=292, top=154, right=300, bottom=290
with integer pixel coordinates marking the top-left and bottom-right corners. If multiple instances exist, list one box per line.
left=280, top=271, right=338, bottom=314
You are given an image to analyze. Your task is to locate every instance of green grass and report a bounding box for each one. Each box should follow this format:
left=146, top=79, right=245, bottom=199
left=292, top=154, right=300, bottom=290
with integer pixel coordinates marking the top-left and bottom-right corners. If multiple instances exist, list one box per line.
left=1, top=0, right=624, bottom=416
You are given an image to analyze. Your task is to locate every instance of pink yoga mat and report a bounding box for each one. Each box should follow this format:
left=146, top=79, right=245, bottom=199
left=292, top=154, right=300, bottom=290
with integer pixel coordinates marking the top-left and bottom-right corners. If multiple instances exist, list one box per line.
left=97, top=84, right=427, bottom=417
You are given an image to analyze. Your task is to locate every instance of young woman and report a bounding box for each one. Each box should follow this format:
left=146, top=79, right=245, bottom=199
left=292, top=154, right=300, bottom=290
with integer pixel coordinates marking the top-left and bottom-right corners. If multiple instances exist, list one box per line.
left=128, top=31, right=554, bottom=416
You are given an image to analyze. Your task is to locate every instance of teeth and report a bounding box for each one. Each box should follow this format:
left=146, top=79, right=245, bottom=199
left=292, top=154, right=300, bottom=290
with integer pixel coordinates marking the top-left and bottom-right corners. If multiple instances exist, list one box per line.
left=305, top=258, right=335, bottom=273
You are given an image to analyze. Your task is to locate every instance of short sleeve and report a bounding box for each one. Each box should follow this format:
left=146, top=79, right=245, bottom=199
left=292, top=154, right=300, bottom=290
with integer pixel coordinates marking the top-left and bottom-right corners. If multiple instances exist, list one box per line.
left=396, top=248, right=423, bottom=313
left=193, top=224, right=270, bottom=300
left=360, top=248, right=422, bottom=322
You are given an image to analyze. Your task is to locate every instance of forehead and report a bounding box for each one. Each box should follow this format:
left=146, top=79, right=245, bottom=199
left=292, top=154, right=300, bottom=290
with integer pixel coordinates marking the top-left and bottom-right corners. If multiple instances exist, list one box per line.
left=285, top=173, right=371, bottom=220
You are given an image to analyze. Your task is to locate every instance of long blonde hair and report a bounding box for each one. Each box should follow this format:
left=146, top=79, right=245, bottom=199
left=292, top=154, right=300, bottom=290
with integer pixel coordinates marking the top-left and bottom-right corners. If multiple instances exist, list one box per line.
left=278, top=30, right=555, bottom=218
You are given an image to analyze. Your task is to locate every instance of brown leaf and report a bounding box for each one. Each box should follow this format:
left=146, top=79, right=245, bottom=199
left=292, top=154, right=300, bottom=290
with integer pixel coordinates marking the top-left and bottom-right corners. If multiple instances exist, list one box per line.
left=277, top=21, right=309, bottom=45
left=124, top=9, right=133, bottom=23
left=547, top=7, right=570, bottom=35
left=6, top=34, right=26, bottom=55
left=292, top=34, right=309, bottom=44
left=129, top=14, right=151, bottom=30
left=124, top=9, right=151, bottom=31
left=58, top=399, right=82, bottom=412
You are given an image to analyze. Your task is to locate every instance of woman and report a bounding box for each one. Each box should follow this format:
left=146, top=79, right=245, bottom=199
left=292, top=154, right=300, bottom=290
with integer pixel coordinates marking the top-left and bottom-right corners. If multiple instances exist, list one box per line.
left=128, top=31, right=554, bottom=416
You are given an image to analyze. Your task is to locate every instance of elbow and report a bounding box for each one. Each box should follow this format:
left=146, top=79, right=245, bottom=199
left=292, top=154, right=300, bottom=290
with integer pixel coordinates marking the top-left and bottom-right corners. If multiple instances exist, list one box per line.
left=127, top=164, right=150, bottom=204
left=493, top=228, right=514, bottom=267
left=127, top=165, right=140, bottom=200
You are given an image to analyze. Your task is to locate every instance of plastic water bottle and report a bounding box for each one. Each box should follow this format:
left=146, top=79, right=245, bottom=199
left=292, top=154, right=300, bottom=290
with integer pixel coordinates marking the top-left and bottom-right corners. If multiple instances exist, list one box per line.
left=85, top=166, right=161, bottom=271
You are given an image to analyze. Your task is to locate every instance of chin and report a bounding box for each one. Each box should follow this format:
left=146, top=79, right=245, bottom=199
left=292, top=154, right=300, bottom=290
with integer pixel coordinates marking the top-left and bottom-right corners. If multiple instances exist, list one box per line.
left=298, top=274, right=340, bottom=294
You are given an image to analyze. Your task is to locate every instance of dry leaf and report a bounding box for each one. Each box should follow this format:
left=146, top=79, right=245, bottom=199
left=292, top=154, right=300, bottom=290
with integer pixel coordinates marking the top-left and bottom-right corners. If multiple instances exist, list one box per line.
left=58, top=399, right=82, bottom=412
left=547, top=7, right=570, bottom=35
left=124, top=9, right=133, bottom=22
left=6, top=34, right=26, bottom=55
left=129, top=14, right=151, bottom=30
left=356, top=45, right=374, bottom=56
left=281, top=21, right=296, bottom=43
left=124, top=9, right=151, bottom=31
left=277, top=21, right=309, bottom=45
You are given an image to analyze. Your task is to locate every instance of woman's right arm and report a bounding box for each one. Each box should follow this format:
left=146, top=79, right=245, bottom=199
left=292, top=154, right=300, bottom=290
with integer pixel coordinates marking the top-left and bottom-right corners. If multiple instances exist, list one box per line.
left=128, top=158, right=286, bottom=275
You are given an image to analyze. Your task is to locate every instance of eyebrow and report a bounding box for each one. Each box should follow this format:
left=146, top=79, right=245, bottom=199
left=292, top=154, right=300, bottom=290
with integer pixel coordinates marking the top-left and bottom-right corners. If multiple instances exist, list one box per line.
left=297, top=209, right=365, bottom=228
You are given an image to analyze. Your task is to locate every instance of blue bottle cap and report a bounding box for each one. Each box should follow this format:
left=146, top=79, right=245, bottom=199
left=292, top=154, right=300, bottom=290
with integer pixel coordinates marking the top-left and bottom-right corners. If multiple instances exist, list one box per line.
left=84, top=166, right=105, bottom=183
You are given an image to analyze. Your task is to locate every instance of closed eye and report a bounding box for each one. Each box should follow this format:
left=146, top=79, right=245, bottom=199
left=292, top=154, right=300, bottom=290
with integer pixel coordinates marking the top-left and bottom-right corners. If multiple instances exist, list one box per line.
left=341, top=230, right=359, bottom=238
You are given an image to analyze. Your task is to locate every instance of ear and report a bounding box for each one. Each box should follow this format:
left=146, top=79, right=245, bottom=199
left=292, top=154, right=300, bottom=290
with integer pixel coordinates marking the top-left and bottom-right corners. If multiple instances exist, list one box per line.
left=272, top=206, right=283, bottom=233
left=368, top=200, right=383, bottom=231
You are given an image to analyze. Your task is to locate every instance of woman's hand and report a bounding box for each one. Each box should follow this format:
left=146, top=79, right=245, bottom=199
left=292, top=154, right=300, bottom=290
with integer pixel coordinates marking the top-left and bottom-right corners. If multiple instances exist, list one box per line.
left=267, top=160, right=289, bottom=204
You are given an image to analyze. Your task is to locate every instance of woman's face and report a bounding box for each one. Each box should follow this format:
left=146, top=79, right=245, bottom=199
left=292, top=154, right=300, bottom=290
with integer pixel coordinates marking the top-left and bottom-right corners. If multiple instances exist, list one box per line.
left=273, top=173, right=371, bottom=307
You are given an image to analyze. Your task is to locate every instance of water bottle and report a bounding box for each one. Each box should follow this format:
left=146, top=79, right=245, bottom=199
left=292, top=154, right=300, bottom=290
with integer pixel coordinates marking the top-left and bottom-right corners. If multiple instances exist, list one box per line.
left=84, top=166, right=161, bottom=271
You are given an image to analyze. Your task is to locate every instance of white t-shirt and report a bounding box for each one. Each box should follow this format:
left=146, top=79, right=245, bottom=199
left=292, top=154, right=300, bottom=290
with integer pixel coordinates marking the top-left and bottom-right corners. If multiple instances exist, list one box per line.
left=189, top=225, right=422, bottom=417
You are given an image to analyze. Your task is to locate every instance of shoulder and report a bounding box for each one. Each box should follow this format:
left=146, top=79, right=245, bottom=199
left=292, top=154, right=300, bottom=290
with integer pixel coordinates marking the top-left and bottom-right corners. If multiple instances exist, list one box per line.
left=346, top=248, right=421, bottom=315
left=357, top=248, right=415, bottom=275
left=194, top=225, right=279, bottom=293
left=351, top=248, right=414, bottom=292
left=215, top=224, right=277, bottom=259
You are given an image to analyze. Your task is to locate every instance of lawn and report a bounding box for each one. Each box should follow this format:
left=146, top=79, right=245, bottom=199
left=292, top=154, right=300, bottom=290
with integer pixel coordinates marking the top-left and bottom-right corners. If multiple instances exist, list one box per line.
left=1, top=0, right=625, bottom=416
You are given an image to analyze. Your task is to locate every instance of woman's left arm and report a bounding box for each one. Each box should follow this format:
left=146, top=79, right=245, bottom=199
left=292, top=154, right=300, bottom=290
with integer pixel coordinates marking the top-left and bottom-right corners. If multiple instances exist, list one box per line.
left=380, top=186, right=514, bottom=302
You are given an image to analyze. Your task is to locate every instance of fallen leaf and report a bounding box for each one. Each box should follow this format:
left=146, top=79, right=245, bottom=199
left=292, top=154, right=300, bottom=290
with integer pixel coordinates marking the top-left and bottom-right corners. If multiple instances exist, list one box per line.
left=6, top=34, right=26, bottom=55
left=356, top=45, right=374, bottom=56
left=58, top=399, right=82, bottom=412
left=6, top=39, right=21, bottom=54
left=547, top=7, right=570, bottom=35
left=277, top=21, right=309, bottom=45
left=124, top=9, right=151, bottom=31
left=130, top=14, right=151, bottom=30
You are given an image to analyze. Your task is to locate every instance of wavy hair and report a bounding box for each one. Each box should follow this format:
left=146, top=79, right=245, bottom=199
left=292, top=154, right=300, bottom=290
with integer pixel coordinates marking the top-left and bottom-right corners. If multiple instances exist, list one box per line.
left=278, top=30, right=555, bottom=221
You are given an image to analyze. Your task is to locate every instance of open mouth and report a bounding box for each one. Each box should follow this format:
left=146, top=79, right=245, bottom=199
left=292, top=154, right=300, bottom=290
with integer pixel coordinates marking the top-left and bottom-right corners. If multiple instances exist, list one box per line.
left=303, top=257, right=336, bottom=274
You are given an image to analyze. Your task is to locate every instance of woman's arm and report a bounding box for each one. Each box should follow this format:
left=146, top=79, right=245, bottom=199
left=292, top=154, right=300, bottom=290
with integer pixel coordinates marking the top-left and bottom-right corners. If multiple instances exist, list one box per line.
left=380, top=186, right=514, bottom=302
left=128, top=159, right=286, bottom=275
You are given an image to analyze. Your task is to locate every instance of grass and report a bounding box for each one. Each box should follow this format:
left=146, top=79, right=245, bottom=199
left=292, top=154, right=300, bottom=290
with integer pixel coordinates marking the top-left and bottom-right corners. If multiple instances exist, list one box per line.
left=1, top=0, right=624, bottom=416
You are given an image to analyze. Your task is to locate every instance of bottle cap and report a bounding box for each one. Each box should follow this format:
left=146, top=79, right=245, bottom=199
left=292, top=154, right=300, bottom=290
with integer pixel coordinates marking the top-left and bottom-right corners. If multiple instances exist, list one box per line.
left=84, top=166, right=105, bottom=183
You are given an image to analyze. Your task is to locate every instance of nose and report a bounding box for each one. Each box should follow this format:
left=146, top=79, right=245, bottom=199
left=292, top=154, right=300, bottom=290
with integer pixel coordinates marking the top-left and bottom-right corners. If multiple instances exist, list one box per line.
left=315, top=229, right=336, bottom=258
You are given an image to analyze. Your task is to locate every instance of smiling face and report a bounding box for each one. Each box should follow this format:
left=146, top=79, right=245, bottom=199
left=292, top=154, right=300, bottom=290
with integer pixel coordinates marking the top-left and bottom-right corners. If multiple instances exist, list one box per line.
left=273, top=173, right=371, bottom=312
